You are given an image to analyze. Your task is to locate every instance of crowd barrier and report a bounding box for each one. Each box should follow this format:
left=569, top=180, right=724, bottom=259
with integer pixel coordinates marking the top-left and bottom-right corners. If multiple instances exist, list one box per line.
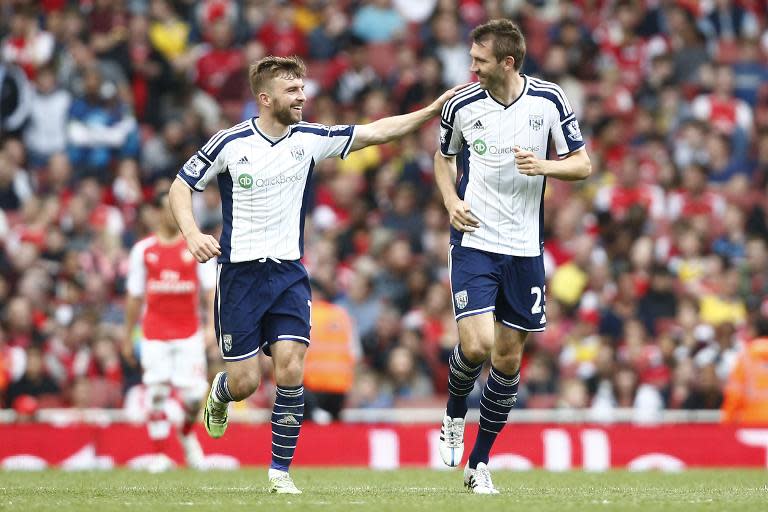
left=2, top=408, right=766, bottom=471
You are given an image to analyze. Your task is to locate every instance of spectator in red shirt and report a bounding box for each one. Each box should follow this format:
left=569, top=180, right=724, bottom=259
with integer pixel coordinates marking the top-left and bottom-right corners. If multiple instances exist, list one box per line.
left=668, top=163, right=726, bottom=220
left=257, top=1, right=308, bottom=58
left=194, top=19, right=243, bottom=101
left=594, top=152, right=665, bottom=222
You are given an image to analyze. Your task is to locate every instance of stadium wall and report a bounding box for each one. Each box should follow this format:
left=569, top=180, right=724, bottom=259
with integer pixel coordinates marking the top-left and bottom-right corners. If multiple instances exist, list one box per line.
left=2, top=410, right=767, bottom=471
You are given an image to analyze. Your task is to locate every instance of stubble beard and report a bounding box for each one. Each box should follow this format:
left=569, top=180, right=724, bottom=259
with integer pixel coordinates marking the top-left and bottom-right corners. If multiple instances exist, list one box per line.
left=275, top=104, right=302, bottom=126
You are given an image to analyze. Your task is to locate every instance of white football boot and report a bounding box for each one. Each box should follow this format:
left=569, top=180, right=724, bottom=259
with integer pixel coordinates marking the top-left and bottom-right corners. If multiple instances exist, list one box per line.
left=464, top=462, right=500, bottom=494
left=438, top=412, right=465, bottom=467
left=268, top=468, right=302, bottom=494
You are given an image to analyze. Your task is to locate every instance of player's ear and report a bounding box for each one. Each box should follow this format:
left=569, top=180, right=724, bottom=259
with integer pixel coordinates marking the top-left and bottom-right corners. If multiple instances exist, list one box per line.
left=504, top=56, right=515, bottom=71
left=258, top=91, right=271, bottom=108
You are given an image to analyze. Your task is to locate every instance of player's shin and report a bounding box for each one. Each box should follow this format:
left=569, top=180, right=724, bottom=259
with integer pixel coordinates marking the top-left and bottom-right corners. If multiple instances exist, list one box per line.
left=270, top=384, right=304, bottom=471
left=446, top=345, right=483, bottom=419
left=468, top=366, right=520, bottom=469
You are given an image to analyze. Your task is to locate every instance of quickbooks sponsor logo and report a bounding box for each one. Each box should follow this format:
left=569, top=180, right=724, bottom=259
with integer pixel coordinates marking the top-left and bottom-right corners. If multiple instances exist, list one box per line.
left=473, top=139, right=530, bottom=155
left=254, top=172, right=303, bottom=188
left=238, top=174, right=253, bottom=189
left=239, top=172, right=304, bottom=189
left=472, top=139, right=487, bottom=155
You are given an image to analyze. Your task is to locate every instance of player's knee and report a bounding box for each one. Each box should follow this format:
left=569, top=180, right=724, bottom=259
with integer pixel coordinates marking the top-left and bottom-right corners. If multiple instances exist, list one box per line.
left=461, top=344, right=488, bottom=363
left=228, top=372, right=260, bottom=399
left=460, top=335, right=492, bottom=363
left=493, top=352, right=521, bottom=374
left=275, top=357, right=305, bottom=385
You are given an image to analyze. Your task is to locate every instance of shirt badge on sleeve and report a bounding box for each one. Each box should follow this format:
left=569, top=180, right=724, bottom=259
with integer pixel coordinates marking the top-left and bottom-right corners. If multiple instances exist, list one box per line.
left=566, top=119, right=583, bottom=141
left=183, top=155, right=206, bottom=177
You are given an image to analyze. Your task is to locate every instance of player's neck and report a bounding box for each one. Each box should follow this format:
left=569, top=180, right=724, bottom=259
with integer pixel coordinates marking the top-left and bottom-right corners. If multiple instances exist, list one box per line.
left=156, top=229, right=182, bottom=244
left=255, top=116, right=290, bottom=138
left=488, top=73, right=525, bottom=106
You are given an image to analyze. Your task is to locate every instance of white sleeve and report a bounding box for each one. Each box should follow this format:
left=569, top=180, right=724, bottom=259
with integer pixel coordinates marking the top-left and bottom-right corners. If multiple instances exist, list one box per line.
left=546, top=83, right=585, bottom=157
left=176, top=130, right=231, bottom=191
left=197, top=258, right=217, bottom=290
left=126, top=242, right=147, bottom=297
left=302, top=124, right=356, bottom=161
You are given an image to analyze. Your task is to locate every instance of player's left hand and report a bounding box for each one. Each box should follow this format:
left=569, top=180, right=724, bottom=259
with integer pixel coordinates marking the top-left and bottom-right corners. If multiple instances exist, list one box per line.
left=514, top=146, right=546, bottom=176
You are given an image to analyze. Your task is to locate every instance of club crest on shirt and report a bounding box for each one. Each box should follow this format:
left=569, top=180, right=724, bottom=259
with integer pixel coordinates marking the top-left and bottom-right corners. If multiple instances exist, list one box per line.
left=455, top=290, right=468, bottom=310
left=290, top=145, right=305, bottom=161
left=183, top=155, right=206, bottom=178
left=529, top=115, right=543, bottom=131
left=222, top=334, right=232, bottom=352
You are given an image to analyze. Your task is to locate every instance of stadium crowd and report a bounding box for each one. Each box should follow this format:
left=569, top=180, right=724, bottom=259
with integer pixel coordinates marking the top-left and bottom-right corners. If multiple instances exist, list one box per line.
left=1, top=0, right=768, bottom=421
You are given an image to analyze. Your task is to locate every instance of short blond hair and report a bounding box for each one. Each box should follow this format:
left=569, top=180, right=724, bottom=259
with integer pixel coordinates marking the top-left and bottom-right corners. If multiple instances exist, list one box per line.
left=248, top=55, right=307, bottom=97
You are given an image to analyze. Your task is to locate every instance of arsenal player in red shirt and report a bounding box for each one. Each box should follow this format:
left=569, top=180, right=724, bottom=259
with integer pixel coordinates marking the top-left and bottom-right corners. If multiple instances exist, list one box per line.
left=122, top=191, right=216, bottom=472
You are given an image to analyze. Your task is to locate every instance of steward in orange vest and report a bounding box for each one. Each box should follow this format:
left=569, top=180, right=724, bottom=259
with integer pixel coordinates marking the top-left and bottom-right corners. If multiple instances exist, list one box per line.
left=722, top=317, right=768, bottom=424
left=304, top=287, right=359, bottom=420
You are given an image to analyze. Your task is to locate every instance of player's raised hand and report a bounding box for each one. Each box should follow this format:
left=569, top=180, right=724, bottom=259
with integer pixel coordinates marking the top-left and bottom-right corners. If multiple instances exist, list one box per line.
left=514, top=146, right=546, bottom=176
left=446, top=197, right=480, bottom=232
left=184, top=231, right=221, bottom=262
left=429, top=83, right=473, bottom=115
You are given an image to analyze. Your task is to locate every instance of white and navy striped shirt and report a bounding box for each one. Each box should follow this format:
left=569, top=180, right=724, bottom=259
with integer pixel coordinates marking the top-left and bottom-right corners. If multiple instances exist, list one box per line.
left=177, top=118, right=356, bottom=263
left=439, top=76, right=585, bottom=256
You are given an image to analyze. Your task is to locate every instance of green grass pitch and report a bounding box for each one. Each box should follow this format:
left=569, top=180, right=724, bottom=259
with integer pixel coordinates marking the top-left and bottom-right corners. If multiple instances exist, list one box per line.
left=1, top=468, right=766, bottom=511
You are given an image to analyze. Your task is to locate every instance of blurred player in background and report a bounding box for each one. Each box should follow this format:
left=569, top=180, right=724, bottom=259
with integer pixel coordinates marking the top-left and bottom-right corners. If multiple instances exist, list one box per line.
left=435, top=19, right=591, bottom=494
left=123, top=191, right=216, bottom=472
left=169, top=55, right=464, bottom=493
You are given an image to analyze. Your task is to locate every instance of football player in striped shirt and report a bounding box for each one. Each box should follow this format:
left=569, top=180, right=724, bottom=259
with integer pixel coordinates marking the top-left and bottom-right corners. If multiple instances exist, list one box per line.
left=435, top=19, right=591, bottom=494
left=169, top=55, right=464, bottom=494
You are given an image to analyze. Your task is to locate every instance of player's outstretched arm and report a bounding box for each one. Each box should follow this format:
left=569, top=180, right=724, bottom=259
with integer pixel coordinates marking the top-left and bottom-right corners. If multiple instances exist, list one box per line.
left=515, top=146, right=591, bottom=181
left=434, top=151, right=480, bottom=233
left=349, top=84, right=469, bottom=152
left=169, top=177, right=221, bottom=263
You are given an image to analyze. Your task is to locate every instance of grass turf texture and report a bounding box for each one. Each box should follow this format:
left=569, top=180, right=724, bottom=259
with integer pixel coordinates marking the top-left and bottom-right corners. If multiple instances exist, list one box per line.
left=1, top=468, right=766, bottom=511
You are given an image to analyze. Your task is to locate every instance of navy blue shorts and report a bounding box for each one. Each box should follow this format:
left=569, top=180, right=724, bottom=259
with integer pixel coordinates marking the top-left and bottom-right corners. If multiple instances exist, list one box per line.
left=449, top=244, right=547, bottom=331
left=214, top=259, right=311, bottom=361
